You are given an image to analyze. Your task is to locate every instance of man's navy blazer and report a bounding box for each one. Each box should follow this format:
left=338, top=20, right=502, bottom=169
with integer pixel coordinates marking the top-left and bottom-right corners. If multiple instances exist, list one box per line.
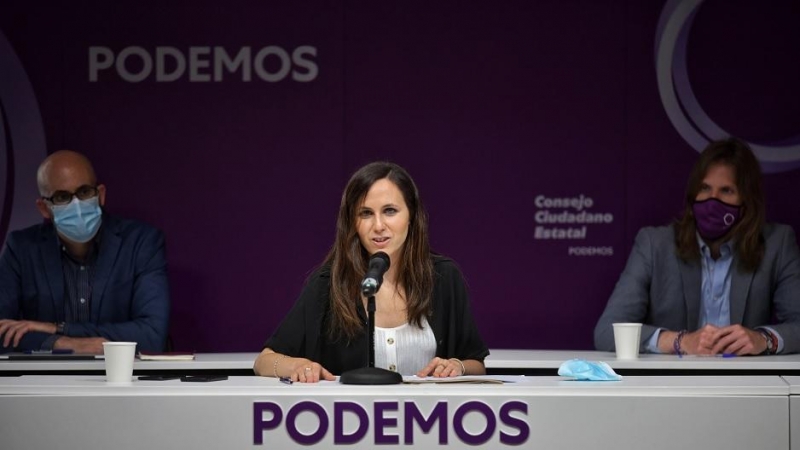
left=0, top=213, right=170, bottom=351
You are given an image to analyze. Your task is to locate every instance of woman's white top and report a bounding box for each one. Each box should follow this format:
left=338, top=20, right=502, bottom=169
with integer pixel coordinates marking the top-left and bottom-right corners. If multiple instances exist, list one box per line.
left=374, top=316, right=436, bottom=375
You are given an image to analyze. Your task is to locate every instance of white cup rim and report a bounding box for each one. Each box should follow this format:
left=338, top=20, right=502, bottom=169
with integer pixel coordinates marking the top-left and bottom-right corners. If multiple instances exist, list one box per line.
left=612, top=323, right=642, bottom=327
left=102, top=342, right=137, bottom=346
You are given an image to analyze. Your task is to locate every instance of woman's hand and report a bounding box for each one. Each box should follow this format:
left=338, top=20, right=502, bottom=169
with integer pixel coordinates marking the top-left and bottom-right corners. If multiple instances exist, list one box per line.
left=416, top=357, right=464, bottom=378
left=253, top=349, right=335, bottom=383
left=287, top=359, right=336, bottom=383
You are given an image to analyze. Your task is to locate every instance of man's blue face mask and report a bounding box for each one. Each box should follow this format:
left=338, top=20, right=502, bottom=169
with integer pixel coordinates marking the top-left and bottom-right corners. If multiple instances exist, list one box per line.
left=50, top=196, right=102, bottom=243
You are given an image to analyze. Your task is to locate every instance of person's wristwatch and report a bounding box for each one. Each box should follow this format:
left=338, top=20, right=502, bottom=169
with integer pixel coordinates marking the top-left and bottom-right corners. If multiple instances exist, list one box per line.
left=759, top=329, right=776, bottom=355
left=55, top=322, right=65, bottom=335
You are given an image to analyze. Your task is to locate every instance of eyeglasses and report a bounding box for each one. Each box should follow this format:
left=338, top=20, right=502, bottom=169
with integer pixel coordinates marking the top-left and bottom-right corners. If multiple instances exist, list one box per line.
left=42, top=185, right=99, bottom=205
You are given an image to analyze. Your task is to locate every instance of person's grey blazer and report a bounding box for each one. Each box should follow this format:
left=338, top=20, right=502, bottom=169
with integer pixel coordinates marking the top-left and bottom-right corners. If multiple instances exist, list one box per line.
left=594, top=223, right=800, bottom=354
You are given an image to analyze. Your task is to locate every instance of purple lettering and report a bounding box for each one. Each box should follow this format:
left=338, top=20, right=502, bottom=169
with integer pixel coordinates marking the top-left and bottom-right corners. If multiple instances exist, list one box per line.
left=374, top=401, right=400, bottom=444
left=453, top=401, right=496, bottom=445
left=334, top=401, right=369, bottom=444
left=499, top=401, right=530, bottom=445
left=286, top=401, right=328, bottom=445
left=253, top=402, right=282, bottom=445
left=404, top=401, right=448, bottom=444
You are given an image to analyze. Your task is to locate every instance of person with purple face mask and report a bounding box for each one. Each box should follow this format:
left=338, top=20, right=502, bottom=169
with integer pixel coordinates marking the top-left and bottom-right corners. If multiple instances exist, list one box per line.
left=0, top=150, right=170, bottom=354
left=594, top=138, right=800, bottom=355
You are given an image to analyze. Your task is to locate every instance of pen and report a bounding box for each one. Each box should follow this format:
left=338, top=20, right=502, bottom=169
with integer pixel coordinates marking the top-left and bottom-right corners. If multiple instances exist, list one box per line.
left=279, top=377, right=293, bottom=385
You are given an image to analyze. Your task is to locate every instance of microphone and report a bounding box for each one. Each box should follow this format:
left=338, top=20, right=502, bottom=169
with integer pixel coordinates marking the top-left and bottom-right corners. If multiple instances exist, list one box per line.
left=341, top=250, right=402, bottom=384
left=360, top=252, right=390, bottom=297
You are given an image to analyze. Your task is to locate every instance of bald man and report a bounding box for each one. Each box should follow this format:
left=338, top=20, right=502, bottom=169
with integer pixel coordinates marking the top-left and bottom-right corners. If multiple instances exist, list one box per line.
left=0, top=150, right=170, bottom=353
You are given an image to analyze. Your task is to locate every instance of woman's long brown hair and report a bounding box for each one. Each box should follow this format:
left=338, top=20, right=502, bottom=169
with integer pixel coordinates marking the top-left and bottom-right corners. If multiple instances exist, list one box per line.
left=324, top=162, right=434, bottom=340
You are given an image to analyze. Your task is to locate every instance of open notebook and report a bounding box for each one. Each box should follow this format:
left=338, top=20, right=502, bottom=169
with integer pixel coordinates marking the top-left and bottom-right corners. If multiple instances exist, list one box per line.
left=137, top=352, right=196, bottom=361
left=1, top=353, right=100, bottom=361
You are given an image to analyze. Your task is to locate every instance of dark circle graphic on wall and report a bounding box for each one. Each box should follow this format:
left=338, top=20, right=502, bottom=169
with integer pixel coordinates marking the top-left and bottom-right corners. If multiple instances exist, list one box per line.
left=0, top=100, right=15, bottom=241
left=0, top=30, right=47, bottom=245
left=655, top=0, right=800, bottom=173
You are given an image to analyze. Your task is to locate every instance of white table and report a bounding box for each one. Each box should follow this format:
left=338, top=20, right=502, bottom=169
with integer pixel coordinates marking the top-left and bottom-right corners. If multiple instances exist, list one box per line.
left=3, top=350, right=800, bottom=376
left=0, top=352, right=260, bottom=375
left=485, top=349, right=800, bottom=374
left=0, top=375, right=791, bottom=450
left=783, top=376, right=800, bottom=450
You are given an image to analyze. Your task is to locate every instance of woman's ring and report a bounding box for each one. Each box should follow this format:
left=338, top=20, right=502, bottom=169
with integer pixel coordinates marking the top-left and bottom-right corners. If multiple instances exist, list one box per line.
left=304, top=367, right=311, bottom=371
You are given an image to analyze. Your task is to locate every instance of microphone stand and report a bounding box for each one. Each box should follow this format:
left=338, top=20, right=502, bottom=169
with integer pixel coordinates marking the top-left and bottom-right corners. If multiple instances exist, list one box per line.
left=339, top=295, right=403, bottom=385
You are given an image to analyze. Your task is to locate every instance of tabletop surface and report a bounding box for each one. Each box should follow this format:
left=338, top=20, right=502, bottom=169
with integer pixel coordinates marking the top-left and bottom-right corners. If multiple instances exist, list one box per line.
left=485, top=349, right=800, bottom=369
left=0, top=352, right=260, bottom=371
left=3, top=349, right=800, bottom=372
left=0, top=374, right=790, bottom=397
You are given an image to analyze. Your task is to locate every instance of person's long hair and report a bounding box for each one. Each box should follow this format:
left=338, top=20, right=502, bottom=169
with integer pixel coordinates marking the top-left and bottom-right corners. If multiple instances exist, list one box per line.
left=324, top=162, right=434, bottom=340
left=674, top=138, right=765, bottom=271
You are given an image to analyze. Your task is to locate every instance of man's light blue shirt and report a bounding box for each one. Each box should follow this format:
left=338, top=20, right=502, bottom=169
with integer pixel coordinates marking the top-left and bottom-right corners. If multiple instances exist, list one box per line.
left=698, top=239, right=734, bottom=328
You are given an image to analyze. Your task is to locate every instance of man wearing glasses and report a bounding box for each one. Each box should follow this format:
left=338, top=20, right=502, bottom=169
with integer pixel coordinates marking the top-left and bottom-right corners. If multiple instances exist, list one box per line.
left=0, top=150, right=170, bottom=353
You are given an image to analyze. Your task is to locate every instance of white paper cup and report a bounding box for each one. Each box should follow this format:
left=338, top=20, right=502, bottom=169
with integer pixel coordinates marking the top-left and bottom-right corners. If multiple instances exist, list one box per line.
left=612, top=323, right=642, bottom=360
left=102, top=342, right=137, bottom=384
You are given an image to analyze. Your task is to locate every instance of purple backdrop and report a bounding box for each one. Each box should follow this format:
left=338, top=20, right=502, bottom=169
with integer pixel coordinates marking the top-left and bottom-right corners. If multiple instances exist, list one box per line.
left=1, top=0, right=798, bottom=352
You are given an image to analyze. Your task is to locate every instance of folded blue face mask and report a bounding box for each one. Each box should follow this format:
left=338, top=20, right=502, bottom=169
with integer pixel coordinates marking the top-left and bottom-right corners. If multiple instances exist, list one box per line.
left=558, top=359, right=622, bottom=381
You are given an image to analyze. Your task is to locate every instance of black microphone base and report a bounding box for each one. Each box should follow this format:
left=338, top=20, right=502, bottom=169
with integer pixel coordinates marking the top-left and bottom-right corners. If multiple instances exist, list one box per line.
left=339, top=367, right=402, bottom=385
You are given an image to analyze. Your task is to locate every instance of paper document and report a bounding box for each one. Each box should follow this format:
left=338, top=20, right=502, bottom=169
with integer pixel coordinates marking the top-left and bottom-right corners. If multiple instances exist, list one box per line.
left=402, top=375, right=523, bottom=384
